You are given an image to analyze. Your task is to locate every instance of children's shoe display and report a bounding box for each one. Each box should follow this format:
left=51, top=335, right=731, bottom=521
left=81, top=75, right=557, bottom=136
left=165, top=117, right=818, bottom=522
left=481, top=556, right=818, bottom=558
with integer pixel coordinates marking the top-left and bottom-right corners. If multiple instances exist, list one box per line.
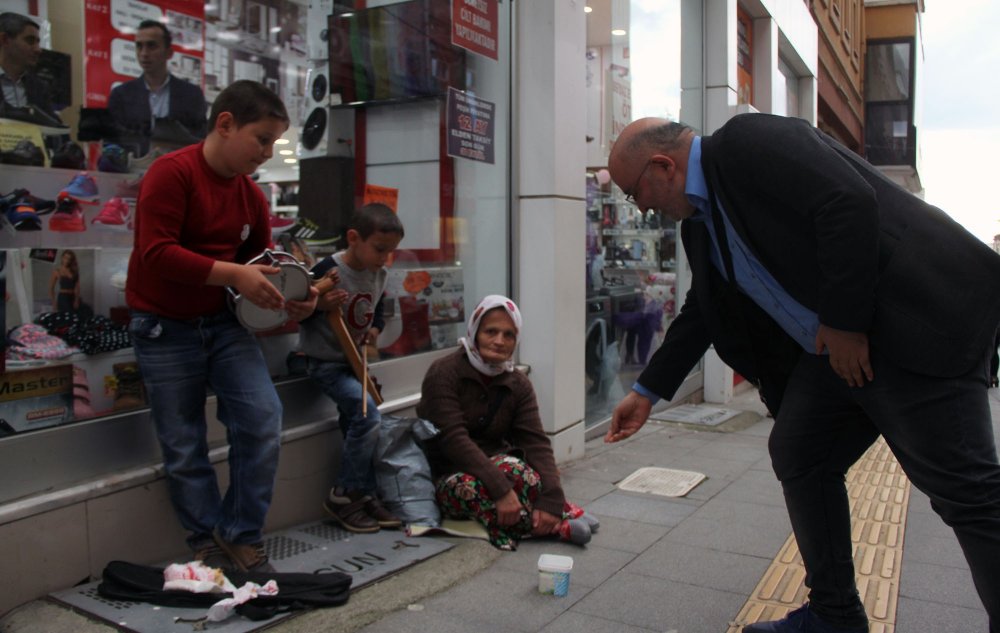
left=60, top=171, right=100, bottom=203
left=91, top=196, right=132, bottom=231
left=49, top=192, right=86, bottom=232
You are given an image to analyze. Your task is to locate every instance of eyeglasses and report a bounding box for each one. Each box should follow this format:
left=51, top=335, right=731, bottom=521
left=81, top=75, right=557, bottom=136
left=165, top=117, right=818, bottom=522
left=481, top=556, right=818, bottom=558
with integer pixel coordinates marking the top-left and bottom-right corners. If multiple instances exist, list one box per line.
left=624, top=159, right=653, bottom=205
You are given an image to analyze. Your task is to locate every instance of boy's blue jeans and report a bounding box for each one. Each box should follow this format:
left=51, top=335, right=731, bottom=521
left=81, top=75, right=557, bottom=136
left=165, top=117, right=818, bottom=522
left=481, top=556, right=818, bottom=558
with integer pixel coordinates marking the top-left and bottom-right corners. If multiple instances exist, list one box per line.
left=129, top=311, right=282, bottom=550
left=307, top=358, right=380, bottom=494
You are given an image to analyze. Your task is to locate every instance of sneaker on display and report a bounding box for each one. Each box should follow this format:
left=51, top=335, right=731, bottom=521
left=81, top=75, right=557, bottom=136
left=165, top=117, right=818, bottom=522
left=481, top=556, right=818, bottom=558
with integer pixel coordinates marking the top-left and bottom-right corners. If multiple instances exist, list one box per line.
left=288, top=217, right=342, bottom=246
left=51, top=141, right=87, bottom=170
left=6, top=200, right=44, bottom=230
left=97, top=143, right=130, bottom=173
left=92, top=196, right=132, bottom=232
left=270, top=213, right=295, bottom=234
left=150, top=117, right=202, bottom=147
left=60, top=171, right=100, bottom=203
left=129, top=147, right=167, bottom=173
left=115, top=175, right=143, bottom=200
left=0, top=139, right=45, bottom=166
left=49, top=193, right=86, bottom=232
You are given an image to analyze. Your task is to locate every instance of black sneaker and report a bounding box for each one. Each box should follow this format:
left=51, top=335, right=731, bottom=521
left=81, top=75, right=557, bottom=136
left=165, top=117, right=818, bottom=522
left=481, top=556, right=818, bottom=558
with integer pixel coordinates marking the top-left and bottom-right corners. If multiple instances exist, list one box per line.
left=288, top=218, right=342, bottom=246
left=0, top=139, right=45, bottom=166
left=51, top=142, right=87, bottom=170
left=323, top=488, right=379, bottom=533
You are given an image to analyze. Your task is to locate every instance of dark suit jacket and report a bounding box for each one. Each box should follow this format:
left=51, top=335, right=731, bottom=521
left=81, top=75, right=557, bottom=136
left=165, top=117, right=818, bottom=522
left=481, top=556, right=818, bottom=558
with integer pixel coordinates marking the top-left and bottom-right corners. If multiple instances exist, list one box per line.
left=107, top=75, right=207, bottom=152
left=0, top=71, right=61, bottom=122
left=639, top=113, right=1000, bottom=411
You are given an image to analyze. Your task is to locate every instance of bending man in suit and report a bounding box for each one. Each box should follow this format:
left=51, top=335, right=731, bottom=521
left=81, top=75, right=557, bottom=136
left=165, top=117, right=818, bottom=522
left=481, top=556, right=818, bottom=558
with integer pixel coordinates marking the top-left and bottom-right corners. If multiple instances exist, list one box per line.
left=107, top=19, right=206, bottom=156
left=0, top=12, right=62, bottom=125
left=605, top=114, right=1000, bottom=633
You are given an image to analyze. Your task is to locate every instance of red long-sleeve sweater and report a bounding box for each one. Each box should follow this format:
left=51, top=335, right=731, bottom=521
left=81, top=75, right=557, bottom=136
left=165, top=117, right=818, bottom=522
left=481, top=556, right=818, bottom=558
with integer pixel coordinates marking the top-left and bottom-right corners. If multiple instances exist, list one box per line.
left=125, top=143, right=271, bottom=320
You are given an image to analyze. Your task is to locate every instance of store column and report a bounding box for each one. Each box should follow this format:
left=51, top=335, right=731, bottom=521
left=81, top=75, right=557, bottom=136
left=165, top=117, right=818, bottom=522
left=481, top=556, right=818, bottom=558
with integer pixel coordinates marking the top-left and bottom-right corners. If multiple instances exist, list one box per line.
left=515, top=0, right=587, bottom=461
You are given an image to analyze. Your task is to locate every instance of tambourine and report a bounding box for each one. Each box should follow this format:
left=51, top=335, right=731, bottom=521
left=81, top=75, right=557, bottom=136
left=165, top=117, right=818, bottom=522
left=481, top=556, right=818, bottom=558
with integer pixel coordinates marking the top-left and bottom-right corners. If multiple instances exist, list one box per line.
left=228, top=249, right=312, bottom=332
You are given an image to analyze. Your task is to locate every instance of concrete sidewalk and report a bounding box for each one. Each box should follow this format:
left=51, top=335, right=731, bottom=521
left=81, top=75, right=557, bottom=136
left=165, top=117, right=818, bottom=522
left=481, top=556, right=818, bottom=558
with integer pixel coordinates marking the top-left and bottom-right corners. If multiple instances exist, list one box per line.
left=3, top=387, right=995, bottom=633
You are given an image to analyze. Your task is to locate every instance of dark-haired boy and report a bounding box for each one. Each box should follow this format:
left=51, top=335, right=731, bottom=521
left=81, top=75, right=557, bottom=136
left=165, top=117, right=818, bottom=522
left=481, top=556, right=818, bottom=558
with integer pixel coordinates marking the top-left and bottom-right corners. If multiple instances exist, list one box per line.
left=126, top=80, right=318, bottom=572
left=298, top=203, right=405, bottom=532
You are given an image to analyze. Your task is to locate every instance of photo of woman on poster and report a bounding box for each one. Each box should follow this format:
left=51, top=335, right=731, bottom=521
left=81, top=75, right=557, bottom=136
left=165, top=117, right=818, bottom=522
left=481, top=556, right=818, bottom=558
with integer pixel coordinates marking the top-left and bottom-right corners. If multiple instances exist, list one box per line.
left=49, top=250, right=80, bottom=313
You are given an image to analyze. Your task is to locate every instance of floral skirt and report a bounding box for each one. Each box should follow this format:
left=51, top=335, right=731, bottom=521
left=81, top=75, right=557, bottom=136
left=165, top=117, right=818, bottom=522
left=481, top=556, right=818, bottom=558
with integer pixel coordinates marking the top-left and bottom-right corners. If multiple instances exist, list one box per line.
left=435, top=453, right=581, bottom=551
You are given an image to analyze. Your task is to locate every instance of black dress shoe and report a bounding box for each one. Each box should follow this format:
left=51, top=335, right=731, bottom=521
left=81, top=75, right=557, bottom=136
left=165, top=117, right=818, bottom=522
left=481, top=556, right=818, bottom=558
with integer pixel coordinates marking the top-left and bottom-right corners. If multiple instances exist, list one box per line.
left=744, top=604, right=868, bottom=633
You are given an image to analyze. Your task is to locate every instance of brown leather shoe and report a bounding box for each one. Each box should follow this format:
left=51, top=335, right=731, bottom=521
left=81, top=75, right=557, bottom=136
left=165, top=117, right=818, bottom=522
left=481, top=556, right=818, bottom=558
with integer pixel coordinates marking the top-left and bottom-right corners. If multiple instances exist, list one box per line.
left=212, top=536, right=275, bottom=573
left=324, top=489, right=379, bottom=533
left=193, top=542, right=232, bottom=570
left=364, top=496, right=402, bottom=529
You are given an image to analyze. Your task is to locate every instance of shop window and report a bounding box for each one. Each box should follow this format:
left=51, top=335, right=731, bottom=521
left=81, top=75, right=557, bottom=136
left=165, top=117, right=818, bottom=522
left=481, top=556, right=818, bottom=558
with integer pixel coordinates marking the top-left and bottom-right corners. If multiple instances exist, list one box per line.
left=583, top=0, right=703, bottom=427
left=864, top=39, right=915, bottom=166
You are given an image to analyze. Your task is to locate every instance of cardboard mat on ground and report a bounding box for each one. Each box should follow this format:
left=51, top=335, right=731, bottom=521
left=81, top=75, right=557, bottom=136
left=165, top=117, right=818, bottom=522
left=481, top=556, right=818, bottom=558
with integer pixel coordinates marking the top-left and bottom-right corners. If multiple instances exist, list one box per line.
left=49, top=521, right=453, bottom=633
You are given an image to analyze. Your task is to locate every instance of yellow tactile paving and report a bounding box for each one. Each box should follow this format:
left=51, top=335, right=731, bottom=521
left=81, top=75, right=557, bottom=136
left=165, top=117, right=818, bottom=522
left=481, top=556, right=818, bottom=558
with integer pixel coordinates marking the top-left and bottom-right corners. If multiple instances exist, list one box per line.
left=726, top=438, right=911, bottom=633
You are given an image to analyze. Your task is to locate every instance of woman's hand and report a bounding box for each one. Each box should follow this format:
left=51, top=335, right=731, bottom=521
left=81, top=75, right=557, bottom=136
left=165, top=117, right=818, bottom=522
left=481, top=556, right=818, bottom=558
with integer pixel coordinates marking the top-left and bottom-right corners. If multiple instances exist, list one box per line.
left=495, top=489, right=524, bottom=527
left=531, top=509, right=562, bottom=536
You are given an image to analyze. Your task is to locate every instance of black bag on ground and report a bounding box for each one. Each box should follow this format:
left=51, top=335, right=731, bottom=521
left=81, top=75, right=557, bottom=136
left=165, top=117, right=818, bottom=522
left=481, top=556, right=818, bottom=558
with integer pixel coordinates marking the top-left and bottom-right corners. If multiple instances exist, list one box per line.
left=97, top=560, right=352, bottom=621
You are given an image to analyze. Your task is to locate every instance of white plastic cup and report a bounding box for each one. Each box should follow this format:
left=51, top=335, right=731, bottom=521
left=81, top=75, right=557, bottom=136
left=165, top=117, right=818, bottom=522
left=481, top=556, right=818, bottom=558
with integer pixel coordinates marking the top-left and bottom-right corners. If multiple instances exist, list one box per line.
left=537, top=553, right=573, bottom=597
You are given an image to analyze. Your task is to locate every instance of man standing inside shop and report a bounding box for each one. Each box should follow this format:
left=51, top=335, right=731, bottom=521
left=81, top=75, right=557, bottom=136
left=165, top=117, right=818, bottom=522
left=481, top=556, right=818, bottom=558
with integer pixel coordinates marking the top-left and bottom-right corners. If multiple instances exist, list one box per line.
left=107, top=19, right=206, bottom=156
left=0, top=12, right=62, bottom=126
left=604, top=114, right=1000, bottom=633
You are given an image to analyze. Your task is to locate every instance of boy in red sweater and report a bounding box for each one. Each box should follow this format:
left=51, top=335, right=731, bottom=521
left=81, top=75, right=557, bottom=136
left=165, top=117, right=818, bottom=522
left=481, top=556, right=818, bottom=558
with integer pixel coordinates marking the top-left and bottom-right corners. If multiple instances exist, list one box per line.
left=126, top=80, right=317, bottom=572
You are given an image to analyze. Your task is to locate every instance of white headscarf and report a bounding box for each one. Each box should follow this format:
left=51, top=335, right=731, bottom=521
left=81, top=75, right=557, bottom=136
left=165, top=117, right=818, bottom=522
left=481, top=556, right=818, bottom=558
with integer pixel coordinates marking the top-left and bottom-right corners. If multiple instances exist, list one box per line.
left=459, top=294, right=523, bottom=376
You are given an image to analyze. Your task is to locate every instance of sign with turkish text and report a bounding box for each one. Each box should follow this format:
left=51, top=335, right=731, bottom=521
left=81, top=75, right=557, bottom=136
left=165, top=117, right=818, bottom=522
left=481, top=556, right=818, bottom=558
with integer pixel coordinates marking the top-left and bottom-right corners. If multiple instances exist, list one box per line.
left=84, top=0, right=205, bottom=107
left=446, top=88, right=494, bottom=164
left=363, top=184, right=399, bottom=213
left=451, top=0, right=498, bottom=61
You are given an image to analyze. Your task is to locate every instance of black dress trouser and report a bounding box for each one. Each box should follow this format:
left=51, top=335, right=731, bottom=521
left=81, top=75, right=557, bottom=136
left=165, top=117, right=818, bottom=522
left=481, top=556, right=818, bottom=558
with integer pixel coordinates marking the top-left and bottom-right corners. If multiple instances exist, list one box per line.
left=770, top=350, right=1000, bottom=632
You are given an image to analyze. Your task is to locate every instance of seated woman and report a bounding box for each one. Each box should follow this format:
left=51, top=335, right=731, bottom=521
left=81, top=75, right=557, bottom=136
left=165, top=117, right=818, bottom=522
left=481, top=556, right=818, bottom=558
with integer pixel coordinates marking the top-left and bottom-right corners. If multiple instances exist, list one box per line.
left=417, top=295, right=598, bottom=551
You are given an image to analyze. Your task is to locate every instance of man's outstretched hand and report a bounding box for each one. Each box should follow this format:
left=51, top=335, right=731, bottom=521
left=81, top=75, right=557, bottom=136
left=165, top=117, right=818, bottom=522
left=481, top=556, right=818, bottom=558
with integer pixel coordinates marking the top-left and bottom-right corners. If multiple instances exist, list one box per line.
left=605, top=390, right=653, bottom=443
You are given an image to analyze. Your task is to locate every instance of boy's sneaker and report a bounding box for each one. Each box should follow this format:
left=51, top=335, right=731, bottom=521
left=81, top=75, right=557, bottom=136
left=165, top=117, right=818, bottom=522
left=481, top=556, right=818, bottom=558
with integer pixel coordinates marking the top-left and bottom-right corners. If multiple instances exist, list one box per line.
left=193, top=542, right=233, bottom=570
left=92, top=196, right=132, bottom=231
left=60, top=171, right=100, bottom=203
left=212, top=535, right=275, bottom=573
left=49, top=192, right=86, bottom=232
left=364, top=496, right=403, bottom=529
left=323, top=488, right=380, bottom=533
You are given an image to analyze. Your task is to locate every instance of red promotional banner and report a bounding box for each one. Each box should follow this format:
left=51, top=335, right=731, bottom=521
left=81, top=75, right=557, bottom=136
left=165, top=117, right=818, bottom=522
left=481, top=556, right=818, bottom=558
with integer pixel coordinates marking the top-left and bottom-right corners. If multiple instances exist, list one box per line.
left=84, top=0, right=205, bottom=107
left=451, top=0, right=498, bottom=61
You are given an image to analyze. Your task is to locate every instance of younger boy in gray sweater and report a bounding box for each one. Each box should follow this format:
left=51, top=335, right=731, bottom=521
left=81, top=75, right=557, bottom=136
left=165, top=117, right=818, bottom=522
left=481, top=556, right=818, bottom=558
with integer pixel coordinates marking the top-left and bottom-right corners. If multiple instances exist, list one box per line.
left=298, top=203, right=404, bottom=532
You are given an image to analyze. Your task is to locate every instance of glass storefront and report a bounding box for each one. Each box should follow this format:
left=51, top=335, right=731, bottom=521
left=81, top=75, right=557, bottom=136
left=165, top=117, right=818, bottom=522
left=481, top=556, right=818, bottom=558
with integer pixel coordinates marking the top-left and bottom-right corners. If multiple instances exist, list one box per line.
left=582, top=0, right=703, bottom=427
left=0, top=0, right=512, bottom=504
